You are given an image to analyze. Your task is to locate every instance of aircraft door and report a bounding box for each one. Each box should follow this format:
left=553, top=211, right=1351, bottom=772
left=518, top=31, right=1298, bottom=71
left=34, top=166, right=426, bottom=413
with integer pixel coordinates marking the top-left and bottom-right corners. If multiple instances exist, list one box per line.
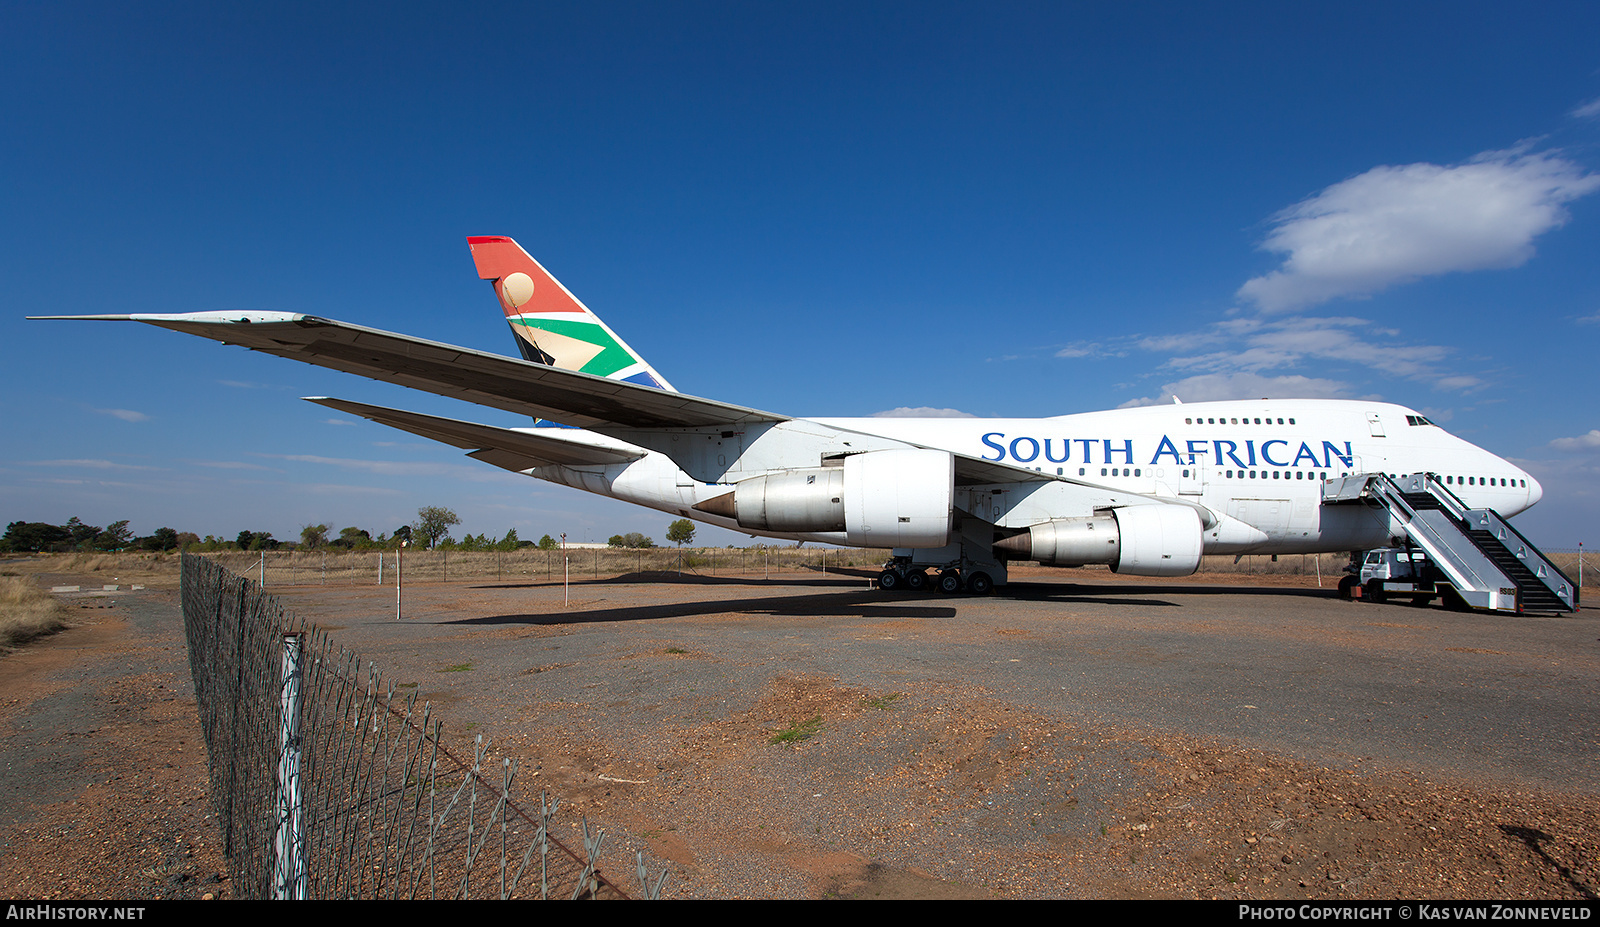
left=1179, top=449, right=1208, bottom=496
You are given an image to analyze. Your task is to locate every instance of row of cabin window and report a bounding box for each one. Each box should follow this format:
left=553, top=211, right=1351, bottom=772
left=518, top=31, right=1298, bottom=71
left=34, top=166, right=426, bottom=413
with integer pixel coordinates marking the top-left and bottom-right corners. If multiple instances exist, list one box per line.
left=1221, top=470, right=1327, bottom=480
left=1443, top=475, right=1523, bottom=488
left=1026, top=468, right=1524, bottom=490
left=1028, top=467, right=1152, bottom=477
left=1034, top=467, right=1325, bottom=479
left=1186, top=416, right=1295, bottom=425
left=1380, top=472, right=1523, bottom=488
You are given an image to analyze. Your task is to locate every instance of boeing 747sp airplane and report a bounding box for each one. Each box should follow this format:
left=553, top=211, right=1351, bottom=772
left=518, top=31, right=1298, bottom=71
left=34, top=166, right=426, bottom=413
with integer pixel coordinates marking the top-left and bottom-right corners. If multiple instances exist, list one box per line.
left=32, top=236, right=1574, bottom=611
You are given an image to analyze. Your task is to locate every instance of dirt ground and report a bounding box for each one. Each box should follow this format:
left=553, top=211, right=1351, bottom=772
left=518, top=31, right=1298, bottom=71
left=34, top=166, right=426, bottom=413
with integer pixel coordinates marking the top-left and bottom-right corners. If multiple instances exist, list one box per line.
left=0, top=558, right=1595, bottom=900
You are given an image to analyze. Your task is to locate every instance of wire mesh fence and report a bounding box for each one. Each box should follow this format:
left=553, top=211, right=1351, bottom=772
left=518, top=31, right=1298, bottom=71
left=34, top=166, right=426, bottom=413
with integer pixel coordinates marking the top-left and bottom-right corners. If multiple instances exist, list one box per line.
left=186, top=544, right=1597, bottom=589
left=200, top=545, right=891, bottom=587
left=179, top=553, right=663, bottom=899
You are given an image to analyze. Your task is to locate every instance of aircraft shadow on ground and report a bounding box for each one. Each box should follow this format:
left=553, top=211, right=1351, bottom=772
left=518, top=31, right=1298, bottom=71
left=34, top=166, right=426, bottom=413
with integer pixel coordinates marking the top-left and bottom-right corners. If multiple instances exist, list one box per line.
left=470, top=568, right=877, bottom=591
left=1004, top=581, right=1339, bottom=603
left=446, top=587, right=960, bottom=626
left=432, top=573, right=1342, bottom=626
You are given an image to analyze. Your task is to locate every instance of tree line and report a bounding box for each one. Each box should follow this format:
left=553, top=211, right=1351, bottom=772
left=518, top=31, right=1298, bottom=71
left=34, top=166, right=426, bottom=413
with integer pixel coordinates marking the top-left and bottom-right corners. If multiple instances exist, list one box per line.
left=3, top=509, right=698, bottom=554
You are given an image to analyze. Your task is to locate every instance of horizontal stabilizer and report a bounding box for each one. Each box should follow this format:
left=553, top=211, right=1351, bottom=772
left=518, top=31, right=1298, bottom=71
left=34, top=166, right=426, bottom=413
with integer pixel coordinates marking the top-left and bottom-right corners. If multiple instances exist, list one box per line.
left=305, top=397, right=644, bottom=470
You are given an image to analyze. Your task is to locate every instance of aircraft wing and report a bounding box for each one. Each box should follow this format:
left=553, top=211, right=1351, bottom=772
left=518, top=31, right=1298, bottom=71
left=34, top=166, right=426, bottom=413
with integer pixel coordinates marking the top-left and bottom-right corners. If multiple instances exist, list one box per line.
left=944, top=451, right=1218, bottom=528
left=30, top=312, right=786, bottom=430
left=305, top=397, right=644, bottom=471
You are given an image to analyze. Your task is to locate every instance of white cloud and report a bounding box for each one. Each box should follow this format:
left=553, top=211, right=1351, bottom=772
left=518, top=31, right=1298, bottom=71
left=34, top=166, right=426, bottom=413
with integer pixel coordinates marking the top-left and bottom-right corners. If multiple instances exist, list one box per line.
left=95, top=408, right=149, bottom=423
left=26, top=458, right=161, bottom=470
left=1572, top=97, right=1600, bottom=120
left=870, top=407, right=977, bottom=418
left=186, top=459, right=277, bottom=471
left=1549, top=430, right=1600, bottom=451
left=1054, top=341, right=1126, bottom=359
left=256, top=453, right=523, bottom=483
left=1118, top=372, right=1353, bottom=407
left=1148, top=315, right=1479, bottom=391
left=1238, top=148, right=1600, bottom=312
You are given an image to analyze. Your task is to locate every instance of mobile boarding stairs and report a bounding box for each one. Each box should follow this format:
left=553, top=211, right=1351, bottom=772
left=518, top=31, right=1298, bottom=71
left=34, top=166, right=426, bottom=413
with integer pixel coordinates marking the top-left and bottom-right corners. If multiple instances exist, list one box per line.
left=1322, top=473, right=1577, bottom=614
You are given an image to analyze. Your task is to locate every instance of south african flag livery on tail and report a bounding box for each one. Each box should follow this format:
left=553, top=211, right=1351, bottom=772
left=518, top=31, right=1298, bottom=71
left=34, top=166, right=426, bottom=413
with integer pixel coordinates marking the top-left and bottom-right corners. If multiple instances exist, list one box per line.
left=467, top=236, right=675, bottom=392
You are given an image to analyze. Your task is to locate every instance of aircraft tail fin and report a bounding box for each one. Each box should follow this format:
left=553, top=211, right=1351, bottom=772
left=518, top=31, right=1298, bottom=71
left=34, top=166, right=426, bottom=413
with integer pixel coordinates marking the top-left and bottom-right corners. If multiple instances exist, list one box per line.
left=467, top=236, right=676, bottom=392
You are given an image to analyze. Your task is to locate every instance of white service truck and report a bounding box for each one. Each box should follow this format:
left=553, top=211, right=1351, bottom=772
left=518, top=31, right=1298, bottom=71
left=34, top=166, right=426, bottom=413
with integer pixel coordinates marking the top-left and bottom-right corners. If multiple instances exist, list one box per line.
left=1340, top=548, right=1445, bottom=605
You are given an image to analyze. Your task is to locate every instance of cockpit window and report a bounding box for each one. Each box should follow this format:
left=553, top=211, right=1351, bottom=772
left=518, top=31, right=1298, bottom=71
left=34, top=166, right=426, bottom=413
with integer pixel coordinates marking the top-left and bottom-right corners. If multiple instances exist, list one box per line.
left=1405, top=414, right=1435, bottom=426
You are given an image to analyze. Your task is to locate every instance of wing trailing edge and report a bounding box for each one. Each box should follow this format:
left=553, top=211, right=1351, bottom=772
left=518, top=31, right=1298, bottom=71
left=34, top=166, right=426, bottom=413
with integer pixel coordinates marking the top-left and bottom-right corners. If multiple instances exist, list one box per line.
left=305, top=397, right=644, bottom=471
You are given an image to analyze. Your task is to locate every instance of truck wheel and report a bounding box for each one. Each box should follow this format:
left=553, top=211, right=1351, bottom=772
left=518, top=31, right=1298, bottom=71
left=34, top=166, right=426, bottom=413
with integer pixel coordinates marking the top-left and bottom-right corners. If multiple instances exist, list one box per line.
left=1365, top=580, right=1388, bottom=604
left=1337, top=575, right=1358, bottom=600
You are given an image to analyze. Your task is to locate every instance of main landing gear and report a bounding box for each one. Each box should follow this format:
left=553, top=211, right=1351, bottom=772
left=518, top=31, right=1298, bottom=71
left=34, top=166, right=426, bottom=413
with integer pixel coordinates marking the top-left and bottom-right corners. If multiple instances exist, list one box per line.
left=878, top=565, right=996, bottom=596
left=876, top=523, right=1007, bottom=596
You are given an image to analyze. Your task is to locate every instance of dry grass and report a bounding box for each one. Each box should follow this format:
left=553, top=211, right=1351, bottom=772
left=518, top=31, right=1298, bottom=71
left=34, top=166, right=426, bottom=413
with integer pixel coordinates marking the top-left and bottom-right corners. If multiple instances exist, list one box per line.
left=0, top=551, right=179, bottom=586
left=0, top=576, right=72, bottom=650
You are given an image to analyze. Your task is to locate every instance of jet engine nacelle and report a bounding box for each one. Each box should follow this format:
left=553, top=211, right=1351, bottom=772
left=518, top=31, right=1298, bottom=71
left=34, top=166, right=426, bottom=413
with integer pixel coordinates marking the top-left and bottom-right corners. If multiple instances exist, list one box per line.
left=1005, top=504, right=1204, bottom=577
left=698, top=448, right=954, bottom=548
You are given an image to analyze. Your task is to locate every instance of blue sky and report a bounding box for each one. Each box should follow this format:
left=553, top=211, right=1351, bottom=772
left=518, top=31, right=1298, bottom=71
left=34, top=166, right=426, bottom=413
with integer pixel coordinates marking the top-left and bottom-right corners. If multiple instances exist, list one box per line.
left=3, top=1, right=1599, bottom=548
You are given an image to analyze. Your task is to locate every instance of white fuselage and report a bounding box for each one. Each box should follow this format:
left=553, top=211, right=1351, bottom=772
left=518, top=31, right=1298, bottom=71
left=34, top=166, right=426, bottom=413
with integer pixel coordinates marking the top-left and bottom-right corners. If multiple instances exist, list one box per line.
left=526, top=399, right=1540, bottom=554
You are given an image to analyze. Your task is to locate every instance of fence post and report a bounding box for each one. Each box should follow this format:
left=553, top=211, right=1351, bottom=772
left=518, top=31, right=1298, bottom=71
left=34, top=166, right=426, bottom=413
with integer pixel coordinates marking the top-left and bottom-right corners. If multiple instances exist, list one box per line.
left=273, top=632, right=307, bottom=899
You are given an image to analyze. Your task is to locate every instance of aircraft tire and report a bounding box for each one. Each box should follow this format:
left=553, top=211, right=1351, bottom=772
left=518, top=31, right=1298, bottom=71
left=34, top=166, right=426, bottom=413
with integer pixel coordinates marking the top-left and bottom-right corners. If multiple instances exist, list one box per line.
left=878, top=569, right=903, bottom=592
left=937, top=570, right=963, bottom=594
left=906, top=570, right=929, bottom=592
left=965, top=571, right=994, bottom=595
